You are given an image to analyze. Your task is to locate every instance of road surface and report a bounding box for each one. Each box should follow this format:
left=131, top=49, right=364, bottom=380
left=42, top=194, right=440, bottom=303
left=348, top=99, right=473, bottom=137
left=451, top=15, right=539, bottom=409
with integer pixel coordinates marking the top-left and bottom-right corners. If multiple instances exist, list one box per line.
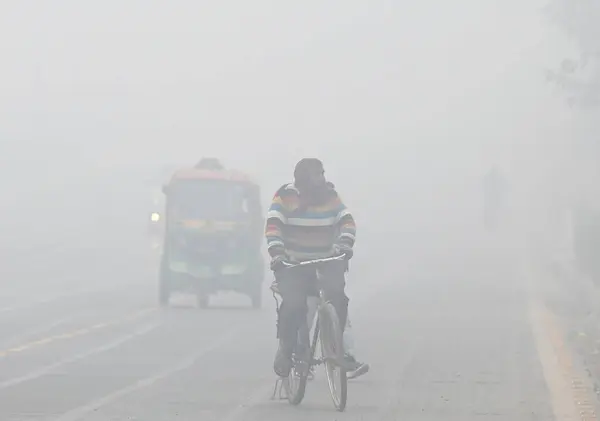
left=0, top=245, right=595, bottom=421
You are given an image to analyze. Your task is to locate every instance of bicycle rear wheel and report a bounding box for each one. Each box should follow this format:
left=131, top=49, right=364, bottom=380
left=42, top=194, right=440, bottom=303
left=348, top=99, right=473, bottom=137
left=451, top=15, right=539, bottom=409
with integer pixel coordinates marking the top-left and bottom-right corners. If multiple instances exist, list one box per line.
left=318, top=302, right=347, bottom=412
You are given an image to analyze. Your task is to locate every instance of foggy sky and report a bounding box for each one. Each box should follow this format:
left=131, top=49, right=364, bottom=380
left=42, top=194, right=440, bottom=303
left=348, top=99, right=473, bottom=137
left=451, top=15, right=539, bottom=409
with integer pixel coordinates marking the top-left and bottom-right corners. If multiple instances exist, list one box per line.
left=0, top=0, right=584, bottom=246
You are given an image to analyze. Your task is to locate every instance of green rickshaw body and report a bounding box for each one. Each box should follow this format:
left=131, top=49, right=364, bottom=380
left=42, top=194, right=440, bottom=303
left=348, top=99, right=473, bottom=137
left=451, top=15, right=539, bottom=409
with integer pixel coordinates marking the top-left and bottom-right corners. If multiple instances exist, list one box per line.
left=159, top=167, right=265, bottom=307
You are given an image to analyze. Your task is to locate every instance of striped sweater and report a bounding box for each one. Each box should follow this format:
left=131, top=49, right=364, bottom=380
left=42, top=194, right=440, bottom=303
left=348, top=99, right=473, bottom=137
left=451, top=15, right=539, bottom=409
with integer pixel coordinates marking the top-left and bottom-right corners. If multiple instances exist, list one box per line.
left=265, top=183, right=356, bottom=260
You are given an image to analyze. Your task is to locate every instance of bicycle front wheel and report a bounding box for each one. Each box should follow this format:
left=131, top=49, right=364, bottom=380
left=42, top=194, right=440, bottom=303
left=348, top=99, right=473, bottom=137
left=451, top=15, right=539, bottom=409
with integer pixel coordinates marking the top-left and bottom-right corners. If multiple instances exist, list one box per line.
left=285, top=357, right=309, bottom=405
left=318, top=302, right=347, bottom=412
left=285, top=330, right=309, bottom=404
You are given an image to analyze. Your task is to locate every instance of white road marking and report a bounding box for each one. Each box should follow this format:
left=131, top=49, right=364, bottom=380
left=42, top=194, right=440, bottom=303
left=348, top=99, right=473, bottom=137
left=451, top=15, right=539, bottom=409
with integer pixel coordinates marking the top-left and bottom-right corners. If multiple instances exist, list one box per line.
left=0, top=315, right=74, bottom=350
left=0, top=282, right=148, bottom=315
left=54, top=327, right=241, bottom=421
left=0, top=323, right=159, bottom=389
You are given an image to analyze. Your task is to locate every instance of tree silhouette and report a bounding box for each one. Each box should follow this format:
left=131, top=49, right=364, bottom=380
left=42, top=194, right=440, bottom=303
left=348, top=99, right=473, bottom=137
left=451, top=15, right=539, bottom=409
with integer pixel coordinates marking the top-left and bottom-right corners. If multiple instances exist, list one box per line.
left=544, top=0, right=600, bottom=109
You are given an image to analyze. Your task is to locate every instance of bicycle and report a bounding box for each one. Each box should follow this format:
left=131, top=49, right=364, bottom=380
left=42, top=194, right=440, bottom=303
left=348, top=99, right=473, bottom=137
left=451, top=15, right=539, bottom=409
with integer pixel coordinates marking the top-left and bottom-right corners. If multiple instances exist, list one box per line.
left=270, top=254, right=351, bottom=412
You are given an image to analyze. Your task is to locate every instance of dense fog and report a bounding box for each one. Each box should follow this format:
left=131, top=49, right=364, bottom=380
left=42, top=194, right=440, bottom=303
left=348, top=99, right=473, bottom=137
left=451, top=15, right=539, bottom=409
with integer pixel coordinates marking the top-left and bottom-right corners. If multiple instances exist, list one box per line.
left=0, top=1, right=598, bottom=420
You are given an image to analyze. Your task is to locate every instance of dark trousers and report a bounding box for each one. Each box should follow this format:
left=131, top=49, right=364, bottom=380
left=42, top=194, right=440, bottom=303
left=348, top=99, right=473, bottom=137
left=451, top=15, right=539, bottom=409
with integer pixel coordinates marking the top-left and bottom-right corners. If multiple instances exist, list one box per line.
left=275, top=260, right=349, bottom=353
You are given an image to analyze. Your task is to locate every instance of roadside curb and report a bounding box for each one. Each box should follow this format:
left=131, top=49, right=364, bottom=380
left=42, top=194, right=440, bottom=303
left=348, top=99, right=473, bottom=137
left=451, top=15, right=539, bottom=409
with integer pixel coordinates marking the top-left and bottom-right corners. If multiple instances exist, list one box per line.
left=529, top=254, right=600, bottom=418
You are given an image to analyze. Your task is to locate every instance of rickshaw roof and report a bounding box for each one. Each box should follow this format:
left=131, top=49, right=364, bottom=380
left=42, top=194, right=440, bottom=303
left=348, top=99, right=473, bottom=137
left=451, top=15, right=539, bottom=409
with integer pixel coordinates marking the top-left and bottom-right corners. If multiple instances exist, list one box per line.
left=169, top=168, right=257, bottom=186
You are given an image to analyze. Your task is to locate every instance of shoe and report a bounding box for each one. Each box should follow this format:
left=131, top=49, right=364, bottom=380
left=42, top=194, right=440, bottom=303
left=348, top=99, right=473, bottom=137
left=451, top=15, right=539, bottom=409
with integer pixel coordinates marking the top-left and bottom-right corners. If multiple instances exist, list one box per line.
left=344, top=354, right=369, bottom=379
left=347, top=361, right=370, bottom=379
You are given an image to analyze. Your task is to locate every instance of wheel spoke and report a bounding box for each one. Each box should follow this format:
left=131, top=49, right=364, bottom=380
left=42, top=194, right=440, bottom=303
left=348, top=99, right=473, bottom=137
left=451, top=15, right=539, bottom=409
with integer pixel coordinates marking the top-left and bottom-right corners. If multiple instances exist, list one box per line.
left=319, top=303, right=348, bottom=411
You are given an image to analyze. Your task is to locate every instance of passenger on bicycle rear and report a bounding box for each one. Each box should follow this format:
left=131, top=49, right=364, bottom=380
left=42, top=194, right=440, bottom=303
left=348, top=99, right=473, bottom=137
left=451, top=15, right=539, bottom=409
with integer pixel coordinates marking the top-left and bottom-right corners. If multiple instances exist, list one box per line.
left=266, top=158, right=367, bottom=377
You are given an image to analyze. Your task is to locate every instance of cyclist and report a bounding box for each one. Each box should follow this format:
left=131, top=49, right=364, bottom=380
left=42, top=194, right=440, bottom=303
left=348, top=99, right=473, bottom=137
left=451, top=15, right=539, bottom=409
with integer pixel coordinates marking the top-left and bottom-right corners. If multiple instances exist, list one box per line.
left=266, top=158, right=367, bottom=377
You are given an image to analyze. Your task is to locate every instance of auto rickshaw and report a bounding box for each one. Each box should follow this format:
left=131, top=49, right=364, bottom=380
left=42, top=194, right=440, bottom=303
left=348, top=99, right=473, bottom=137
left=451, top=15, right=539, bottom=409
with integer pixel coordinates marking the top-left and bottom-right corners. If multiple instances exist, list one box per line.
left=159, top=165, right=265, bottom=308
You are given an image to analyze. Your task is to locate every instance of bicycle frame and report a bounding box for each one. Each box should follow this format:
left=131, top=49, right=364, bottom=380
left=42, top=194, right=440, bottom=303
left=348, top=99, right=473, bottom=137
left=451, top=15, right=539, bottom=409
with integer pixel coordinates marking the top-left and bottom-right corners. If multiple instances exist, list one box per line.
left=271, top=253, right=346, bottom=359
left=271, top=254, right=350, bottom=409
left=277, top=253, right=346, bottom=349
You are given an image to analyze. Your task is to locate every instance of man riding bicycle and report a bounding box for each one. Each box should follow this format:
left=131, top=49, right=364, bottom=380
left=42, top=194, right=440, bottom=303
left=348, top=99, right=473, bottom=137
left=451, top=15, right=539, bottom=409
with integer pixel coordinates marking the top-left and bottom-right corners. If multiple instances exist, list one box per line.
left=266, top=158, right=368, bottom=379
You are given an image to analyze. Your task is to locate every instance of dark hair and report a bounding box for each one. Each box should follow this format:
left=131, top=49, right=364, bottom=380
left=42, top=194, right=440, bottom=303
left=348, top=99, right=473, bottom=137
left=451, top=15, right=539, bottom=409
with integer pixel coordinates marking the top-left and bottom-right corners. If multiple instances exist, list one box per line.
left=294, top=158, right=323, bottom=181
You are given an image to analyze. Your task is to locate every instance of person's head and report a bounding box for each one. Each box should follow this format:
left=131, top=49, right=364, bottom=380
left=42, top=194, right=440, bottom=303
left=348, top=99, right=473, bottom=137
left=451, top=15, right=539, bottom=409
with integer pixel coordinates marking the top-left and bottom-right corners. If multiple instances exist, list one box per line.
left=294, top=158, right=326, bottom=191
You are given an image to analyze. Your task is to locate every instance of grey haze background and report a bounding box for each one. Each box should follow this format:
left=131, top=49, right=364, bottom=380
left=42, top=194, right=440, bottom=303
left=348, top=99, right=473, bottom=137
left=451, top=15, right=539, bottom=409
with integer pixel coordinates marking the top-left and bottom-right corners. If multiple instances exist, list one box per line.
left=0, top=0, right=583, bottom=289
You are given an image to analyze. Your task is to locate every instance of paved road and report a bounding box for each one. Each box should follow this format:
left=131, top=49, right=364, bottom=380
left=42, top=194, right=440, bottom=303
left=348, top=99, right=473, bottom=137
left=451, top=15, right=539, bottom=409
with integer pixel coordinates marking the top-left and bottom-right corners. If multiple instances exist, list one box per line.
left=0, top=242, right=594, bottom=421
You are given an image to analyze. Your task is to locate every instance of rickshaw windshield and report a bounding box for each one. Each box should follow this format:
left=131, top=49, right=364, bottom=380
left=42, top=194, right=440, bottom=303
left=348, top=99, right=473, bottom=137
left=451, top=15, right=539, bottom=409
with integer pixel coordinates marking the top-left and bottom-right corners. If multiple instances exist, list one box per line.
left=168, top=179, right=252, bottom=221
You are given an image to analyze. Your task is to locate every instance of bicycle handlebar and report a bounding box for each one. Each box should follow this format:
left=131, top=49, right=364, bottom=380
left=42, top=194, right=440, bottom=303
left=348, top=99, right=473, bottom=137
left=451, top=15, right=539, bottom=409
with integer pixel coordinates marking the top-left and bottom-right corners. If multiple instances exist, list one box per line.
left=280, top=254, right=346, bottom=269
